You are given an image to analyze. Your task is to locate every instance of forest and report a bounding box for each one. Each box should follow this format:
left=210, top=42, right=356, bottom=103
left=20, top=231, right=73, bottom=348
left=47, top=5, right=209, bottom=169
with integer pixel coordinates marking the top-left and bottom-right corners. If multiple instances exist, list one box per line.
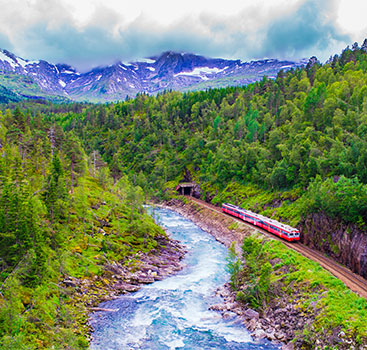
left=1, top=40, right=367, bottom=348
left=47, top=41, right=367, bottom=226
left=0, top=105, right=168, bottom=348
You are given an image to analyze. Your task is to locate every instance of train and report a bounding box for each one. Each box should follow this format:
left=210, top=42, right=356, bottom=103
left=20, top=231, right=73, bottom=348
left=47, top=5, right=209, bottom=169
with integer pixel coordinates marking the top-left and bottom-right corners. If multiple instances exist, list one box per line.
left=222, top=203, right=300, bottom=242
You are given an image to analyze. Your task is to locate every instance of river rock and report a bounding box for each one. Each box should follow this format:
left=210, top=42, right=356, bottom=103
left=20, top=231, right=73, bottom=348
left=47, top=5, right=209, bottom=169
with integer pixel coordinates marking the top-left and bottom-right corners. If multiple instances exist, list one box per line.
left=89, top=307, right=118, bottom=312
left=265, top=328, right=277, bottom=341
left=113, top=282, right=140, bottom=293
left=252, top=329, right=267, bottom=339
left=216, top=284, right=232, bottom=298
left=243, top=308, right=259, bottom=320
left=275, top=331, right=287, bottom=341
left=138, top=276, right=156, bottom=284
left=209, top=303, right=226, bottom=312
left=222, top=311, right=237, bottom=319
left=246, top=318, right=259, bottom=332
left=225, top=302, right=239, bottom=311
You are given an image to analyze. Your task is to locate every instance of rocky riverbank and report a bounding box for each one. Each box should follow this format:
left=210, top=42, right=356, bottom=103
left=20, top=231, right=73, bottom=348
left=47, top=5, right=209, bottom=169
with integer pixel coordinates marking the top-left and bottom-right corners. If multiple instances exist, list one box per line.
left=163, top=198, right=366, bottom=350
left=210, top=283, right=318, bottom=350
left=63, top=234, right=186, bottom=342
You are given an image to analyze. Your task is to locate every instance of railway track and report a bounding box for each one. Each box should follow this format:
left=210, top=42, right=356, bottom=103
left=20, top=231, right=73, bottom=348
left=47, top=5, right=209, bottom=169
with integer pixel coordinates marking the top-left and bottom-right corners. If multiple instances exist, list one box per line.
left=186, top=196, right=367, bottom=299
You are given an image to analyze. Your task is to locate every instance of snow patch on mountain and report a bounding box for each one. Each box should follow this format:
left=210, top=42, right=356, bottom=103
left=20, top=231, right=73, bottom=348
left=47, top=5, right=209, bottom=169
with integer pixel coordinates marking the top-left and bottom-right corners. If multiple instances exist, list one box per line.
left=174, top=66, right=227, bottom=78
left=0, top=51, right=16, bottom=68
left=138, top=58, right=156, bottom=64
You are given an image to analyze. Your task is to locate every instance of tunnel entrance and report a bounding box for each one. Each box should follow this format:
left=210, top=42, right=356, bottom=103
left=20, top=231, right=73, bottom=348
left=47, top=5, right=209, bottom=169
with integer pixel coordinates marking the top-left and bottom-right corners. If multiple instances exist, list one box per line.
left=176, top=183, right=195, bottom=196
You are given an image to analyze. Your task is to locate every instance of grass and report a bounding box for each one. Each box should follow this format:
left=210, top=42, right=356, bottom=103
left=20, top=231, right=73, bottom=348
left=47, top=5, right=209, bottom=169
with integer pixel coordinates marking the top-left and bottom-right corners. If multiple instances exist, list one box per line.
left=207, top=181, right=304, bottom=226
left=262, top=238, right=367, bottom=343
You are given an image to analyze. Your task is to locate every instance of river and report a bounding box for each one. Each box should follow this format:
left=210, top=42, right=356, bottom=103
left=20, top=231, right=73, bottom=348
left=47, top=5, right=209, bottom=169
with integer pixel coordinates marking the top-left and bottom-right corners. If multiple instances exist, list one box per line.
left=90, top=207, right=280, bottom=350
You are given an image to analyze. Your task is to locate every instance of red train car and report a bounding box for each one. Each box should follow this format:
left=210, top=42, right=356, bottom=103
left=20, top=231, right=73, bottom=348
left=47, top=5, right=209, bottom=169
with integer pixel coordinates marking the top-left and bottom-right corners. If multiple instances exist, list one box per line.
left=222, top=203, right=300, bottom=242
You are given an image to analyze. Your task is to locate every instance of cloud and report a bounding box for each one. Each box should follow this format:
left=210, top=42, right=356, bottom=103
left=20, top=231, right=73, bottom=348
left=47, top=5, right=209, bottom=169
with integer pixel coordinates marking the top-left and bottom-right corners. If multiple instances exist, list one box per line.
left=0, top=33, right=13, bottom=52
left=259, top=0, right=350, bottom=59
left=0, top=0, right=355, bottom=70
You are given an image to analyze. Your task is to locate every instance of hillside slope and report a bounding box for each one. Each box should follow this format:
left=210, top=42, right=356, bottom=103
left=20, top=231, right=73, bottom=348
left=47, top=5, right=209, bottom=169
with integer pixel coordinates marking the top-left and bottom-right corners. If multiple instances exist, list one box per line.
left=0, top=106, right=176, bottom=349
left=45, top=40, right=367, bottom=279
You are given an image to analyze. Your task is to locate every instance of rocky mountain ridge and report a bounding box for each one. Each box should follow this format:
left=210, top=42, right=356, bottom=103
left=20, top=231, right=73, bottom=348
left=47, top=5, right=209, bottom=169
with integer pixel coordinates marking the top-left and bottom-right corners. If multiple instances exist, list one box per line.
left=0, top=48, right=306, bottom=102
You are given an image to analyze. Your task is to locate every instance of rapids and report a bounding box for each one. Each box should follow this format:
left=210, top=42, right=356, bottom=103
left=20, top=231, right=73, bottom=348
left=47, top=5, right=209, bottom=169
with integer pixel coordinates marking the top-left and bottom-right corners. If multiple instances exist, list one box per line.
left=90, top=207, right=280, bottom=350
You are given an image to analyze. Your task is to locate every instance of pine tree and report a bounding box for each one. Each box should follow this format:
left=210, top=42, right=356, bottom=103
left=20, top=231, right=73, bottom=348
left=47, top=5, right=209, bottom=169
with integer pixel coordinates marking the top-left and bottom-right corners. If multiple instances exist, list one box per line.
left=43, top=153, right=68, bottom=224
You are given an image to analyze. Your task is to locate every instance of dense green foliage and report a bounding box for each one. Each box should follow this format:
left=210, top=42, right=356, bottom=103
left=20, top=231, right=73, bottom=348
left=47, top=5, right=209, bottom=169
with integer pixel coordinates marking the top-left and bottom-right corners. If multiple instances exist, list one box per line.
left=230, top=235, right=367, bottom=346
left=0, top=85, right=22, bottom=104
left=0, top=107, right=166, bottom=348
left=227, top=237, right=273, bottom=309
left=35, top=42, right=367, bottom=226
left=1, top=40, right=367, bottom=347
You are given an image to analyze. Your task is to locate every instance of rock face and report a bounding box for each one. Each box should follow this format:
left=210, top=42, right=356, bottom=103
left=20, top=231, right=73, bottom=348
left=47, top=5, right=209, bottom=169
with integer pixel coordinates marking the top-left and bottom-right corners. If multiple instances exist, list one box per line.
left=301, top=213, right=367, bottom=278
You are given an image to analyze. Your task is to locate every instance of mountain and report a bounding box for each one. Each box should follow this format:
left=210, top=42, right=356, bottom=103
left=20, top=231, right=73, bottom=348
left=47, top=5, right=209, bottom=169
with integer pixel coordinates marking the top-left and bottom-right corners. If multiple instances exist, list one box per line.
left=0, top=49, right=306, bottom=102
left=0, top=84, right=22, bottom=103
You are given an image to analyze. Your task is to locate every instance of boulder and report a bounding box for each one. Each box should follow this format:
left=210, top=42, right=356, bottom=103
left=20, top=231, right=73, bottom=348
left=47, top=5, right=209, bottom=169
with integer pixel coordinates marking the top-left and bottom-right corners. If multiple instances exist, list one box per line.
left=209, top=303, right=226, bottom=312
left=222, top=311, right=237, bottom=319
left=252, top=329, right=267, bottom=339
left=243, top=308, right=259, bottom=320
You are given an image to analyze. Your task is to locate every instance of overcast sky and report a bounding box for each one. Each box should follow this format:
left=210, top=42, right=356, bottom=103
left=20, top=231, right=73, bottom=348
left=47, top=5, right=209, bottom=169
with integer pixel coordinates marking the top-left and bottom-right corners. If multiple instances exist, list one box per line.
left=0, top=0, right=366, bottom=71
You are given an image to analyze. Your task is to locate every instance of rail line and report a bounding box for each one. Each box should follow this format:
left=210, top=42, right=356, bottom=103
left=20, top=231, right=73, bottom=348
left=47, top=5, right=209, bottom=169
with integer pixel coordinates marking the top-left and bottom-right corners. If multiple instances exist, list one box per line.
left=186, top=196, right=367, bottom=299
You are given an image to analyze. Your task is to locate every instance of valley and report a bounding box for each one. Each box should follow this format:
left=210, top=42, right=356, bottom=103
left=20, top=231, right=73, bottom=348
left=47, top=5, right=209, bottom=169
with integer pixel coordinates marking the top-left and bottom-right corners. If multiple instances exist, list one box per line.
left=0, top=40, right=367, bottom=349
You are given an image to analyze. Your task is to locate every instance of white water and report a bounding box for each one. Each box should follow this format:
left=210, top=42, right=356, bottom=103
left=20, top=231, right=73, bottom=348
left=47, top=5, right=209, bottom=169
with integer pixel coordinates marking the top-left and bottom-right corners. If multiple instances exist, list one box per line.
left=90, top=207, right=280, bottom=350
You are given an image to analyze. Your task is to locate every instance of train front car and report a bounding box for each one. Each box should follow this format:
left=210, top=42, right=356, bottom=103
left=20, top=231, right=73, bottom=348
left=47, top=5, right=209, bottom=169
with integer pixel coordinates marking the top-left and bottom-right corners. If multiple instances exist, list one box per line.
left=222, top=203, right=300, bottom=242
left=287, top=229, right=300, bottom=242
